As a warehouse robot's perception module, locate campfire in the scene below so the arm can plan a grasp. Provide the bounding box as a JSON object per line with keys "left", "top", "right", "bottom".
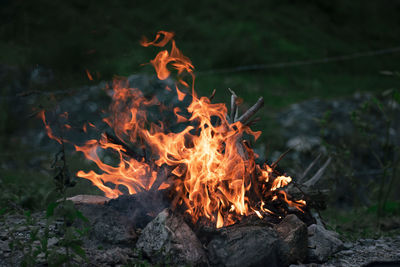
{"left": 40, "top": 31, "right": 306, "bottom": 228}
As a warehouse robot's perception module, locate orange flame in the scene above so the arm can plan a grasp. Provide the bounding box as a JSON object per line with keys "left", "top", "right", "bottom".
{"left": 41, "top": 31, "right": 305, "bottom": 227}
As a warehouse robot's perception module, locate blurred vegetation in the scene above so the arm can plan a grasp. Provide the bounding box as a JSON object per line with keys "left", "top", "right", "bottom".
{"left": 1, "top": 0, "right": 400, "bottom": 243}
{"left": 319, "top": 86, "right": 400, "bottom": 238}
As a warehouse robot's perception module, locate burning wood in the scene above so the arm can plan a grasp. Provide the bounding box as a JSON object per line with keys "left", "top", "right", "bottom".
{"left": 40, "top": 31, "right": 307, "bottom": 229}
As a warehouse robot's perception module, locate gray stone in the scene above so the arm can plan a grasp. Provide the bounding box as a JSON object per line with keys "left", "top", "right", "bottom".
{"left": 274, "top": 214, "right": 308, "bottom": 263}
{"left": 77, "top": 204, "right": 137, "bottom": 246}
{"left": 307, "top": 224, "right": 343, "bottom": 262}
{"left": 343, "top": 242, "right": 354, "bottom": 249}
{"left": 207, "top": 224, "right": 289, "bottom": 267}
{"left": 47, "top": 237, "right": 59, "bottom": 247}
{"left": 340, "top": 249, "right": 354, "bottom": 256}
{"left": 136, "top": 209, "right": 208, "bottom": 266}
{"left": 0, "top": 240, "right": 10, "bottom": 253}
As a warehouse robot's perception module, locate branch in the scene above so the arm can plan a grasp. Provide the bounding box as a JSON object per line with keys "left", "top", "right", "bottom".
{"left": 228, "top": 88, "right": 238, "bottom": 124}
{"left": 303, "top": 157, "right": 332, "bottom": 188}
{"left": 105, "top": 132, "right": 143, "bottom": 161}
{"left": 271, "top": 148, "right": 292, "bottom": 169}
{"left": 209, "top": 89, "right": 216, "bottom": 101}
{"left": 298, "top": 154, "right": 322, "bottom": 183}
{"left": 237, "top": 97, "right": 264, "bottom": 124}
{"left": 150, "top": 165, "right": 172, "bottom": 192}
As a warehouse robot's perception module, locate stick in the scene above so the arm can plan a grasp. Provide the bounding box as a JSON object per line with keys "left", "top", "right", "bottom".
{"left": 298, "top": 154, "right": 321, "bottom": 183}
{"left": 228, "top": 88, "right": 237, "bottom": 124}
{"left": 149, "top": 165, "right": 171, "bottom": 192}
{"left": 209, "top": 89, "right": 216, "bottom": 101}
{"left": 303, "top": 157, "right": 332, "bottom": 187}
{"left": 270, "top": 147, "right": 292, "bottom": 169}
{"left": 105, "top": 132, "right": 143, "bottom": 161}
{"left": 237, "top": 97, "right": 264, "bottom": 124}
{"left": 244, "top": 117, "right": 261, "bottom": 127}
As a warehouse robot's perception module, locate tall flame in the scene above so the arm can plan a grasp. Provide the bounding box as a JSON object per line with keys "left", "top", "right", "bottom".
{"left": 41, "top": 31, "right": 305, "bottom": 227}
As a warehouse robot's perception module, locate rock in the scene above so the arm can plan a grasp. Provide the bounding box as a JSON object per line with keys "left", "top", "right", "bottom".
{"left": 343, "top": 242, "right": 353, "bottom": 249}
{"left": 47, "top": 237, "right": 59, "bottom": 247}
{"left": 136, "top": 209, "right": 208, "bottom": 266}
{"left": 207, "top": 224, "right": 289, "bottom": 267}
{"left": 76, "top": 204, "right": 137, "bottom": 246}
{"left": 0, "top": 240, "right": 10, "bottom": 253}
{"left": 274, "top": 214, "right": 308, "bottom": 263}
{"left": 340, "top": 249, "right": 354, "bottom": 256}
{"left": 89, "top": 247, "right": 134, "bottom": 266}
{"left": 307, "top": 224, "right": 343, "bottom": 262}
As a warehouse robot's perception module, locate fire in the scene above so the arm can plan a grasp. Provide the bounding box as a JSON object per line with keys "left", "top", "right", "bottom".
{"left": 41, "top": 31, "right": 305, "bottom": 227}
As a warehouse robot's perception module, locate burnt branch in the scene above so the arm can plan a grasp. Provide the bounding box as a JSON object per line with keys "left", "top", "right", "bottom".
{"left": 105, "top": 132, "right": 143, "bottom": 161}
{"left": 244, "top": 117, "right": 261, "bottom": 127}
{"left": 209, "top": 89, "right": 217, "bottom": 101}
{"left": 228, "top": 88, "right": 238, "bottom": 124}
{"left": 270, "top": 148, "right": 292, "bottom": 170}
{"left": 150, "top": 165, "right": 172, "bottom": 192}
{"left": 237, "top": 97, "right": 264, "bottom": 124}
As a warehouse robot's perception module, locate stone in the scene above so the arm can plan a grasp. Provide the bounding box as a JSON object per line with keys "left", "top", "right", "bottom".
{"left": 207, "top": 224, "right": 289, "bottom": 267}
{"left": 340, "top": 249, "right": 354, "bottom": 256}
{"left": 47, "top": 237, "right": 59, "bottom": 247}
{"left": 89, "top": 247, "right": 134, "bottom": 265}
{"left": 0, "top": 240, "right": 10, "bottom": 253}
{"left": 274, "top": 214, "right": 308, "bottom": 263}
{"left": 76, "top": 204, "right": 137, "bottom": 246}
{"left": 343, "top": 242, "right": 353, "bottom": 249}
{"left": 136, "top": 209, "right": 208, "bottom": 266}
{"left": 307, "top": 224, "right": 343, "bottom": 262}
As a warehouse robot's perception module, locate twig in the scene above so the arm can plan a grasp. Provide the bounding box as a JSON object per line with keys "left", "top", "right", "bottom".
{"left": 244, "top": 117, "right": 261, "bottom": 127}
{"left": 298, "top": 154, "right": 322, "bottom": 183}
{"left": 228, "top": 88, "right": 237, "bottom": 124}
{"left": 303, "top": 157, "right": 332, "bottom": 188}
{"left": 150, "top": 165, "right": 171, "bottom": 192}
{"left": 271, "top": 148, "right": 293, "bottom": 169}
{"left": 237, "top": 97, "right": 264, "bottom": 124}
{"left": 105, "top": 132, "right": 143, "bottom": 161}
{"left": 209, "top": 89, "right": 216, "bottom": 101}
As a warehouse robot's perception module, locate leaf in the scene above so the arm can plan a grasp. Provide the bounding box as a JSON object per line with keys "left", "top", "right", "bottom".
{"left": 372, "top": 97, "right": 384, "bottom": 113}
{"left": 46, "top": 202, "right": 59, "bottom": 218}
{"left": 30, "top": 228, "right": 39, "bottom": 241}
{"left": 75, "top": 210, "right": 89, "bottom": 223}
{"left": 0, "top": 208, "right": 7, "bottom": 216}
{"left": 70, "top": 243, "right": 86, "bottom": 258}
{"left": 40, "top": 237, "right": 48, "bottom": 251}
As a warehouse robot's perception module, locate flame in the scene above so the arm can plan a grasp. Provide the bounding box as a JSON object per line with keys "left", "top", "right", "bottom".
{"left": 41, "top": 31, "right": 305, "bottom": 227}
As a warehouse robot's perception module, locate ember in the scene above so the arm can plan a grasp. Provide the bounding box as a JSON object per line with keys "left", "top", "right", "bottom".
{"left": 41, "top": 31, "right": 305, "bottom": 228}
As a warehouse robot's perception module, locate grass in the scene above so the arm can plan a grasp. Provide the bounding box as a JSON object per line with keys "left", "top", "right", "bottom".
{"left": 322, "top": 202, "right": 400, "bottom": 241}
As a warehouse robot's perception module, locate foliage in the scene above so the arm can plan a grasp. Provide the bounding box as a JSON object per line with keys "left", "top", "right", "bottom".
{"left": 2, "top": 143, "right": 90, "bottom": 266}
{"left": 319, "top": 74, "right": 400, "bottom": 235}
{"left": 323, "top": 203, "right": 400, "bottom": 241}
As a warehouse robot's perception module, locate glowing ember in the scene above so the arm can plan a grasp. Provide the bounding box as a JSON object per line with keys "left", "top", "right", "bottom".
{"left": 40, "top": 31, "right": 305, "bottom": 228}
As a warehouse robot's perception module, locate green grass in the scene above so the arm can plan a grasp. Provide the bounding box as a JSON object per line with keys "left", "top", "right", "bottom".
{"left": 322, "top": 202, "right": 400, "bottom": 240}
